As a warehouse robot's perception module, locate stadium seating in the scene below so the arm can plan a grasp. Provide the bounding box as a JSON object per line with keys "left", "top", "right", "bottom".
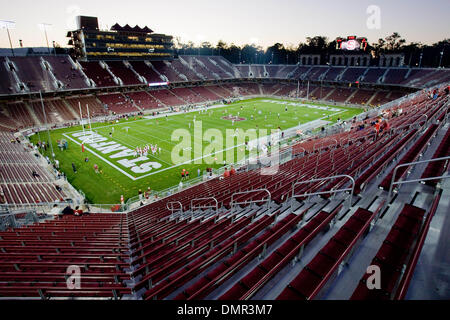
{"left": 0, "top": 57, "right": 19, "bottom": 94}
{"left": 0, "top": 214, "right": 132, "bottom": 299}
{"left": 127, "top": 91, "right": 164, "bottom": 110}
{"left": 44, "top": 56, "right": 88, "bottom": 90}
{"left": 277, "top": 207, "right": 380, "bottom": 300}
{"left": 79, "top": 61, "right": 117, "bottom": 87}
{"left": 129, "top": 61, "right": 164, "bottom": 84}
{"left": 10, "top": 57, "right": 56, "bottom": 92}
{"left": 106, "top": 61, "right": 142, "bottom": 86}
{"left": 350, "top": 204, "right": 426, "bottom": 300}
{"left": 148, "top": 89, "right": 185, "bottom": 106}
{"left": 97, "top": 93, "right": 139, "bottom": 114}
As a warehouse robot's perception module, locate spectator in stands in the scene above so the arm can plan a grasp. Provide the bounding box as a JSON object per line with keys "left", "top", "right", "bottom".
{"left": 74, "top": 206, "right": 83, "bottom": 216}
{"left": 224, "top": 169, "right": 230, "bottom": 178}
{"left": 230, "top": 166, "right": 236, "bottom": 176}
{"left": 32, "top": 170, "right": 40, "bottom": 178}
{"left": 61, "top": 205, "right": 75, "bottom": 216}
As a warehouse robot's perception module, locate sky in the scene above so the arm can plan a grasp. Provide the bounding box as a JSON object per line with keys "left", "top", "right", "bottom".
{"left": 0, "top": 0, "right": 449, "bottom": 49}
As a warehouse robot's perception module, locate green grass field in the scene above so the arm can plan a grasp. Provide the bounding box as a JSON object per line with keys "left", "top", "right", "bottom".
{"left": 29, "top": 97, "right": 363, "bottom": 204}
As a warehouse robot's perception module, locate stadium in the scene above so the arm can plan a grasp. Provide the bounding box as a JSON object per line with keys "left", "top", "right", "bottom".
{"left": 0, "top": 0, "right": 449, "bottom": 307}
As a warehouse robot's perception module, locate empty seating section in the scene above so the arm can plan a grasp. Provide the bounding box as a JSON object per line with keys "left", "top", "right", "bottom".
{"left": 362, "top": 68, "right": 385, "bottom": 83}
{"left": 383, "top": 68, "right": 409, "bottom": 84}
{"left": 0, "top": 182, "right": 66, "bottom": 204}
{"left": 169, "top": 60, "right": 201, "bottom": 81}
{"left": 206, "top": 85, "right": 234, "bottom": 98}
{"left": 170, "top": 88, "right": 206, "bottom": 104}
{"left": 151, "top": 61, "right": 184, "bottom": 82}
{"left": 251, "top": 66, "right": 266, "bottom": 78}
{"left": 305, "top": 67, "right": 329, "bottom": 81}
{"left": 148, "top": 89, "right": 185, "bottom": 106}
{"left": 80, "top": 61, "right": 116, "bottom": 87}
{"left": 4, "top": 102, "right": 36, "bottom": 128}
{"left": 48, "top": 99, "right": 77, "bottom": 122}
{"left": 196, "top": 56, "right": 231, "bottom": 79}
{"left": 65, "top": 96, "right": 107, "bottom": 118}
{"left": 0, "top": 57, "right": 18, "bottom": 94}
{"left": 98, "top": 93, "right": 139, "bottom": 114}
{"left": 341, "top": 68, "right": 366, "bottom": 82}
{"left": 127, "top": 91, "right": 163, "bottom": 110}
{"left": 370, "top": 91, "right": 393, "bottom": 106}
{"left": 180, "top": 56, "right": 217, "bottom": 80}
{"left": 289, "top": 66, "right": 311, "bottom": 79}
{"left": 326, "top": 88, "right": 354, "bottom": 103}
{"left": 276, "top": 84, "right": 298, "bottom": 97}
{"left": 222, "top": 83, "right": 259, "bottom": 96}
{"left": 189, "top": 86, "right": 222, "bottom": 101}
{"left": 0, "top": 214, "right": 132, "bottom": 299}
{"left": 175, "top": 211, "right": 304, "bottom": 300}
{"left": 141, "top": 213, "right": 275, "bottom": 300}
{"left": 348, "top": 89, "right": 377, "bottom": 105}
{"left": 0, "top": 56, "right": 449, "bottom": 90}
{"left": 44, "top": 56, "right": 87, "bottom": 89}
{"left": 261, "top": 83, "right": 284, "bottom": 95}
{"left": 277, "top": 208, "right": 376, "bottom": 300}
{"left": 220, "top": 208, "right": 341, "bottom": 300}
{"left": 106, "top": 61, "right": 141, "bottom": 85}
{"left": 350, "top": 204, "right": 425, "bottom": 300}
{"left": 235, "top": 65, "right": 250, "bottom": 78}
{"left": 129, "top": 61, "right": 163, "bottom": 83}
{"left": 379, "top": 124, "right": 440, "bottom": 190}
{"left": 214, "top": 56, "right": 238, "bottom": 76}
{"left": 0, "top": 105, "right": 21, "bottom": 129}
{"left": 10, "top": 57, "right": 55, "bottom": 92}
{"left": 29, "top": 101, "right": 60, "bottom": 125}
{"left": 323, "top": 67, "right": 345, "bottom": 81}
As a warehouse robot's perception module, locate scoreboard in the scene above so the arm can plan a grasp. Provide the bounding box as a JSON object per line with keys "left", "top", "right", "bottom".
{"left": 69, "top": 16, "right": 175, "bottom": 61}
{"left": 336, "top": 36, "right": 368, "bottom": 51}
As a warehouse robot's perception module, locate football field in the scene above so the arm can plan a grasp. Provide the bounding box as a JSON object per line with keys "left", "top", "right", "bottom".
{"left": 30, "top": 97, "right": 364, "bottom": 204}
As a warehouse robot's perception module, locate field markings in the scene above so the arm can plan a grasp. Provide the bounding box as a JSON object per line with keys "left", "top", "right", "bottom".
{"left": 62, "top": 133, "right": 138, "bottom": 181}
{"left": 61, "top": 99, "right": 353, "bottom": 182}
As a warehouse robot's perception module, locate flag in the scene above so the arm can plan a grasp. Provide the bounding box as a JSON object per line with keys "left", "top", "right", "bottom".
{"left": 81, "top": 143, "right": 85, "bottom": 153}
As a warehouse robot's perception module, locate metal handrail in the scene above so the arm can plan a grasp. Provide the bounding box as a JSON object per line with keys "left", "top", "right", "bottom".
{"left": 230, "top": 189, "right": 271, "bottom": 210}
{"left": 384, "top": 156, "right": 450, "bottom": 213}
{"left": 166, "top": 201, "right": 183, "bottom": 216}
{"left": 190, "top": 197, "right": 219, "bottom": 215}
{"left": 291, "top": 175, "right": 355, "bottom": 212}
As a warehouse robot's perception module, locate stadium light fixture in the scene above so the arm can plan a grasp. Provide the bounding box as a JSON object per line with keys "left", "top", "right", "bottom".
{"left": 38, "top": 23, "right": 53, "bottom": 54}
{"left": 0, "top": 20, "right": 16, "bottom": 57}
{"left": 439, "top": 50, "right": 444, "bottom": 68}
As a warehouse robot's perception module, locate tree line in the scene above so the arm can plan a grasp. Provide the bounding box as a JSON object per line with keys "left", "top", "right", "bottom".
{"left": 174, "top": 33, "right": 449, "bottom": 68}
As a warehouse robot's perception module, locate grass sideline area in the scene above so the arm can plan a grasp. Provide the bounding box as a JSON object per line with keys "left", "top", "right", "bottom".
{"left": 29, "top": 97, "right": 364, "bottom": 204}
